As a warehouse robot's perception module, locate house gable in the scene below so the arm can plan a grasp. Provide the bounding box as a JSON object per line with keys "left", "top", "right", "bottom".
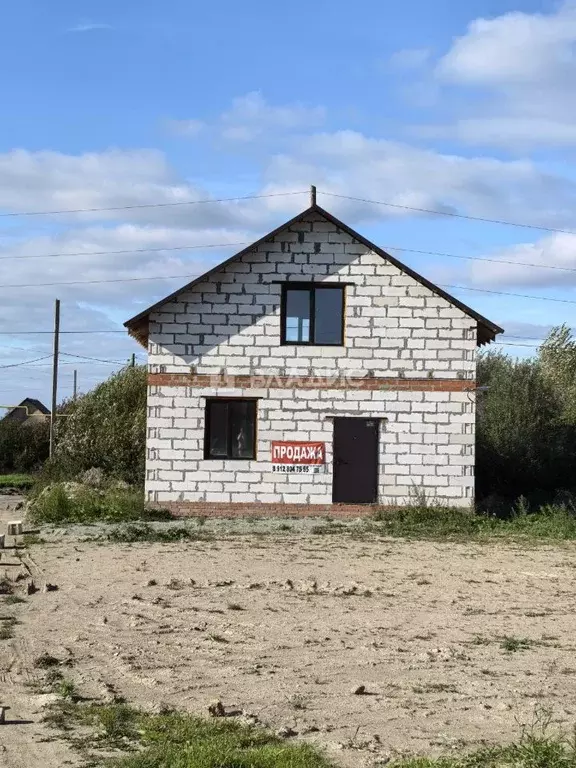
{"left": 136, "top": 207, "right": 502, "bottom": 382}
{"left": 125, "top": 204, "right": 502, "bottom": 348}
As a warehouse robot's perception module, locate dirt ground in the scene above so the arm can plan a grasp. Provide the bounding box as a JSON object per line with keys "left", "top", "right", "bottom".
{"left": 3, "top": 504, "right": 576, "bottom": 766}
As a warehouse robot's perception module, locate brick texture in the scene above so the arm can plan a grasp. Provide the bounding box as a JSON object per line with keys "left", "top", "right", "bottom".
{"left": 149, "top": 373, "right": 474, "bottom": 392}
{"left": 145, "top": 209, "right": 478, "bottom": 509}
{"left": 152, "top": 501, "right": 378, "bottom": 518}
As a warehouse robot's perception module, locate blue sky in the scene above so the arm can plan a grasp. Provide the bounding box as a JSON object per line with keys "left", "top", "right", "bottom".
{"left": 0, "top": 0, "right": 575, "bottom": 405}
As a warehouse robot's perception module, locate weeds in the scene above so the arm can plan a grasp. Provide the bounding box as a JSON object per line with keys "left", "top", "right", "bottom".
{"left": 501, "top": 636, "right": 534, "bottom": 652}
{"left": 106, "top": 523, "right": 212, "bottom": 543}
{"left": 370, "top": 502, "right": 576, "bottom": 542}
{"left": 3, "top": 595, "right": 25, "bottom": 605}
{"left": 56, "top": 678, "right": 79, "bottom": 700}
{"left": 0, "top": 623, "right": 15, "bottom": 639}
{"left": 208, "top": 633, "right": 229, "bottom": 643}
{"left": 33, "top": 653, "right": 62, "bottom": 668}
{"left": 27, "top": 483, "right": 172, "bottom": 526}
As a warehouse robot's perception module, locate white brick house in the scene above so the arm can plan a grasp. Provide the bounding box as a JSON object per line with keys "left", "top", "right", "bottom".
{"left": 125, "top": 199, "right": 502, "bottom": 516}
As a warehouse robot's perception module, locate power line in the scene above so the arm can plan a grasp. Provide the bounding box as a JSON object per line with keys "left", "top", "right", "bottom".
{"left": 0, "top": 241, "right": 247, "bottom": 262}
{"left": 0, "top": 329, "right": 126, "bottom": 336}
{"left": 0, "top": 191, "right": 307, "bottom": 219}
{"left": 387, "top": 246, "right": 576, "bottom": 275}
{"left": 442, "top": 284, "right": 576, "bottom": 305}
{"left": 0, "top": 330, "right": 126, "bottom": 335}
{"left": 0, "top": 355, "right": 52, "bottom": 369}
{"left": 322, "top": 191, "right": 576, "bottom": 236}
{"left": 60, "top": 351, "right": 134, "bottom": 364}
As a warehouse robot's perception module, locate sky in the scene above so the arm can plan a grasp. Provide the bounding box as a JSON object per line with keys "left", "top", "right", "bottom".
{"left": 1, "top": 0, "right": 575, "bottom": 406}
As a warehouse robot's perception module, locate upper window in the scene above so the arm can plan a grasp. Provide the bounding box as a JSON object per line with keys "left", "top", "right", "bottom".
{"left": 281, "top": 284, "right": 345, "bottom": 346}
{"left": 204, "top": 399, "right": 257, "bottom": 460}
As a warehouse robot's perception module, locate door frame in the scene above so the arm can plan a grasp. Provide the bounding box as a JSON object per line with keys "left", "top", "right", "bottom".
{"left": 331, "top": 416, "right": 382, "bottom": 504}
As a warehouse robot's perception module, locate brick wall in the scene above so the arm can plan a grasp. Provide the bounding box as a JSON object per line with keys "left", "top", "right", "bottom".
{"left": 146, "top": 385, "right": 475, "bottom": 507}
{"left": 145, "top": 210, "right": 477, "bottom": 510}
{"left": 148, "top": 211, "right": 477, "bottom": 380}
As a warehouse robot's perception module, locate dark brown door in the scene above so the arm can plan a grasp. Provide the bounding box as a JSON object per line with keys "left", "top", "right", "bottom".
{"left": 332, "top": 418, "right": 379, "bottom": 503}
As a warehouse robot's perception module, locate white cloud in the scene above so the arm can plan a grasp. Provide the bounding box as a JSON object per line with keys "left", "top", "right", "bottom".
{"left": 0, "top": 148, "right": 292, "bottom": 231}
{"left": 67, "top": 22, "right": 112, "bottom": 33}
{"left": 169, "top": 92, "right": 325, "bottom": 144}
{"left": 264, "top": 130, "right": 576, "bottom": 232}
{"left": 465, "top": 232, "right": 576, "bottom": 289}
{"left": 414, "top": 118, "right": 576, "bottom": 148}
{"left": 438, "top": 4, "right": 576, "bottom": 86}
{"left": 221, "top": 92, "right": 325, "bottom": 142}
{"left": 424, "top": 2, "right": 576, "bottom": 148}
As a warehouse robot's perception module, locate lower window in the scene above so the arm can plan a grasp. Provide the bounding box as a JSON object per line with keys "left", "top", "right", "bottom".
{"left": 204, "top": 399, "right": 257, "bottom": 459}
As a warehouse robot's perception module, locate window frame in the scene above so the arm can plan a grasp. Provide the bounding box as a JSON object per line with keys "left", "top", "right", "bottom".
{"left": 280, "top": 283, "right": 346, "bottom": 346}
{"left": 203, "top": 398, "right": 258, "bottom": 461}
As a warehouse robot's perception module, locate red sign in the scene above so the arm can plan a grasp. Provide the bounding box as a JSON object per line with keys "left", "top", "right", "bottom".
{"left": 271, "top": 441, "right": 326, "bottom": 465}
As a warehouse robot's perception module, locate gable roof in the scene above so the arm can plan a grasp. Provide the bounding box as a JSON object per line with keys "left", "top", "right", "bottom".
{"left": 3, "top": 398, "right": 50, "bottom": 421}
{"left": 125, "top": 203, "right": 503, "bottom": 347}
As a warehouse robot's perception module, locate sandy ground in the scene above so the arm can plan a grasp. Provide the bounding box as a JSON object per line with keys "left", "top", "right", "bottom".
{"left": 2, "top": 505, "right": 576, "bottom": 766}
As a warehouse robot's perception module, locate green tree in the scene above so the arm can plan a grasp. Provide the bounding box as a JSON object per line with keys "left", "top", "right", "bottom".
{"left": 539, "top": 323, "right": 576, "bottom": 423}
{"left": 52, "top": 365, "right": 147, "bottom": 485}
{"left": 0, "top": 419, "right": 49, "bottom": 473}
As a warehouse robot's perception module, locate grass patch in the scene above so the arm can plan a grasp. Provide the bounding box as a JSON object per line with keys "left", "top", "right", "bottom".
{"left": 370, "top": 502, "right": 576, "bottom": 541}
{"left": 390, "top": 735, "right": 576, "bottom": 766}
{"left": 3, "top": 595, "right": 25, "bottom": 605}
{"left": 0, "top": 473, "right": 35, "bottom": 489}
{"left": 41, "top": 696, "right": 576, "bottom": 768}
{"left": 44, "top": 701, "right": 335, "bottom": 767}
{"left": 106, "top": 523, "right": 212, "bottom": 544}
{"left": 27, "top": 483, "right": 172, "bottom": 526}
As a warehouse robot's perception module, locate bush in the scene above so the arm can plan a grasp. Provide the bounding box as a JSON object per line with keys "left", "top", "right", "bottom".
{"left": 27, "top": 483, "right": 164, "bottom": 525}
{"left": 0, "top": 419, "right": 49, "bottom": 474}
{"left": 50, "top": 365, "right": 146, "bottom": 486}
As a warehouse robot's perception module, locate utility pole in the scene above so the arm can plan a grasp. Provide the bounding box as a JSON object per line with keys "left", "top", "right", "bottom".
{"left": 73, "top": 369, "right": 78, "bottom": 400}
{"left": 49, "top": 299, "right": 60, "bottom": 458}
{"left": 130, "top": 353, "right": 135, "bottom": 367}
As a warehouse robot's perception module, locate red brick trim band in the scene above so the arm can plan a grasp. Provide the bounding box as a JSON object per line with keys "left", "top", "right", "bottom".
{"left": 148, "top": 373, "right": 474, "bottom": 392}
{"left": 151, "top": 501, "right": 378, "bottom": 519}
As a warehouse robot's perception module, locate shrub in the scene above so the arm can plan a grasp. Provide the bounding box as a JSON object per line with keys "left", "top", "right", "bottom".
{"left": 50, "top": 365, "right": 146, "bottom": 486}
{"left": 26, "top": 483, "right": 162, "bottom": 525}
{"left": 0, "top": 419, "right": 49, "bottom": 474}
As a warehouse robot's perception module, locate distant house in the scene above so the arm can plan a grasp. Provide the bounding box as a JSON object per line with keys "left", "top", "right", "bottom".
{"left": 2, "top": 398, "right": 50, "bottom": 424}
